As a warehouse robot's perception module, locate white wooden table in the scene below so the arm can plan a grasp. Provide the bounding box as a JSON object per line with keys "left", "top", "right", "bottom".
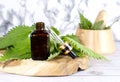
{"left": 0, "top": 41, "right": 120, "bottom": 82}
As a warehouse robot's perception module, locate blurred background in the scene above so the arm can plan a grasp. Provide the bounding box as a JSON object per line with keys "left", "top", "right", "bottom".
{"left": 0, "top": 0, "right": 120, "bottom": 40}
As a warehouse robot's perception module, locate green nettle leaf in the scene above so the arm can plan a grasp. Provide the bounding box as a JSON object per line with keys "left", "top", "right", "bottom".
{"left": 62, "top": 35, "right": 106, "bottom": 60}
{"left": 50, "top": 26, "right": 60, "bottom": 35}
{"left": 0, "top": 37, "right": 31, "bottom": 61}
{"left": 50, "top": 39, "right": 55, "bottom": 53}
{"left": 79, "top": 13, "right": 92, "bottom": 29}
{"left": 0, "top": 25, "right": 34, "bottom": 61}
{"left": 91, "top": 20, "right": 104, "bottom": 30}
{"left": 0, "top": 25, "right": 34, "bottom": 49}
{"left": 47, "top": 51, "right": 60, "bottom": 60}
{"left": 64, "top": 34, "right": 80, "bottom": 43}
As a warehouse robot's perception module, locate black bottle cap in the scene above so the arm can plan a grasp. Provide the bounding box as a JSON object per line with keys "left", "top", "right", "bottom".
{"left": 36, "top": 22, "right": 45, "bottom": 30}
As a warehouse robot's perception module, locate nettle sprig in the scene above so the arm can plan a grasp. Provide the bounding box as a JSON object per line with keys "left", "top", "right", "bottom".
{"left": 0, "top": 25, "right": 106, "bottom": 62}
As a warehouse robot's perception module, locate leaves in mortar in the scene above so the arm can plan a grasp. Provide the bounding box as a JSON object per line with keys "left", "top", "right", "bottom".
{"left": 79, "top": 13, "right": 92, "bottom": 29}
{"left": 79, "top": 13, "right": 111, "bottom": 30}
{"left": 91, "top": 20, "right": 104, "bottom": 30}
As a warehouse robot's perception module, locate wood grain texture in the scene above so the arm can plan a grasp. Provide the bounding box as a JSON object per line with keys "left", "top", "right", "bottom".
{"left": 0, "top": 54, "right": 89, "bottom": 76}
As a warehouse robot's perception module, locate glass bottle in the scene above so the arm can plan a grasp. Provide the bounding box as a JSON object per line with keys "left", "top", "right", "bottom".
{"left": 30, "top": 22, "right": 50, "bottom": 60}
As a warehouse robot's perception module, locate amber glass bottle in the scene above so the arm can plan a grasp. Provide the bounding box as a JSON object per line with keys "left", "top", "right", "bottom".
{"left": 30, "top": 22, "right": 50, "bottom": 60}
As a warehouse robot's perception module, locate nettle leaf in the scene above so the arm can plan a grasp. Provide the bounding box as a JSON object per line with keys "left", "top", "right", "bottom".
{"left": 91, "top": 20, "right": 104, "bottom": 30}
{"left": 64, "top": 34, "right": 80, "bottom": 43}
{"left": 62, "top": 35, "right": 106, "bottom": 60}
{"left": 0, "top": 25, "right": 34, "bottom": 49}
{"left": 0, "top": 37, "right": 31, "bottom": 61}
{"left": 50, "top": 26, "right": 60, "bottom": 35}
{"left": 47, "top": 51, "right": 60, "bottom": 60}
{"left": 79, "top": 13, "right": 92, "bottom": 29}
{"left": 50, "top": 39, "right": 55, "bottom": 53}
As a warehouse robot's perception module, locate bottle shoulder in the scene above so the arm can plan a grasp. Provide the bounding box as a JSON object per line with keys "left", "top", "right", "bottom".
{"left": 31, "top": 30, "right": 49, "bottom": 34}
{"left": 31, "top": 30, "right": 49, "bottom": 37}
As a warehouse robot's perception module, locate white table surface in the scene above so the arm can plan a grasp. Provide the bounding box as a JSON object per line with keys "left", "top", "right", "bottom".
{"left": 0, "top": 41, "right": 120, "bottom": 82}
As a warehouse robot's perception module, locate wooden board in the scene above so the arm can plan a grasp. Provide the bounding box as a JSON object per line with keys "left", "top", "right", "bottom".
{"left": 0, "top": 51, "right": 89, "bottom": 76}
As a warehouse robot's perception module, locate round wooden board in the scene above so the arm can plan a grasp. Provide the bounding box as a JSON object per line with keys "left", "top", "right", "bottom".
{"left": 0, "top": 51, "right": 89, "bottom": 76}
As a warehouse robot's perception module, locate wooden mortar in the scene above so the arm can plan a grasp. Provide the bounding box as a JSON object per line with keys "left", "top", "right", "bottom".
{"left": 76, "top": 28, "right": 115, "bottom": 55}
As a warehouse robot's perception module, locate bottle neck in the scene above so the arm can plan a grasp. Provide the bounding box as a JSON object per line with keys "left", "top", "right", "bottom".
{"left": 36, "top": 22, "right": 45, "bottom": 30}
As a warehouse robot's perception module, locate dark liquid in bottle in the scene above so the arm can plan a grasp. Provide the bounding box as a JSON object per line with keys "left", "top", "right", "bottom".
{"left": 30, "top": 22, "right": 50, "bottom": 60}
